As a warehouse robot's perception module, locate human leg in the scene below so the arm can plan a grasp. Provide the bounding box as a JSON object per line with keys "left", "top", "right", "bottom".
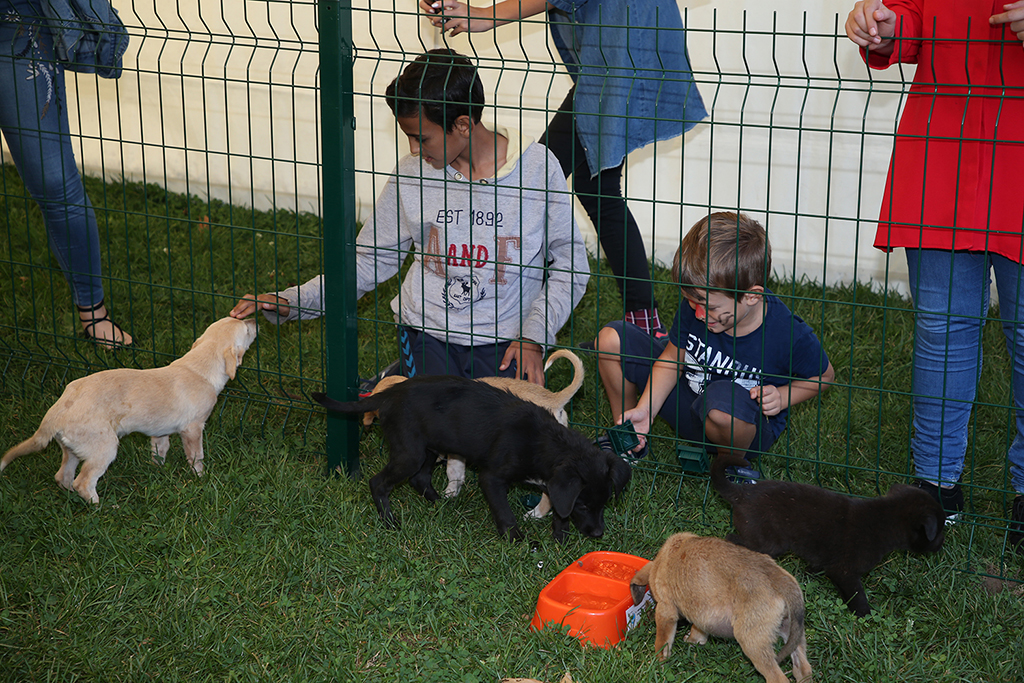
{"left": 540, "top": 90, "right": 660, "bottom": 331}
{"left": 400, "top": 326, "right": 516, "bottom": 380}
{"left": 0, "top": 12, "right": 130, "bottom": 346}
{"left": 904, "top": 249, "right": 990, "bottom": 503}
{"left": 597, "top": 321, "right": 637, "bottom": 419}
{"left": 992, "top": 254, "right": 1024, "bottom": 497}
{"left": 597, "top": 320, "right": 669, "bottom": 421}
{"left": 696, "top": 380, "right": 775, "bottom": 460}
{"left": 990, "top": 255, "right": 1024, "bottom": 549}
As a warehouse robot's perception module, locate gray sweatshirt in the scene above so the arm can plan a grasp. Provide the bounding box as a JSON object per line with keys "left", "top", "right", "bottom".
{"left": 263, "top": 127, "right": 590, "bottom": 348}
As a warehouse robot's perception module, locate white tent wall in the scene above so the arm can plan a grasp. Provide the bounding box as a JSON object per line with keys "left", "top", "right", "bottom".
{"left": 3, "top": 0, "right": 913, "bottom": 290}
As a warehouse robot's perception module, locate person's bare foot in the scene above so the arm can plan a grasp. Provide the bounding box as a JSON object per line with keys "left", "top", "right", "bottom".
{"left": 78, "top": 301, "right": 133, "bottom": 349}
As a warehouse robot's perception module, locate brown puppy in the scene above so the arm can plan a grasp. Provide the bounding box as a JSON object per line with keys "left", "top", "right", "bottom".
{"left": 630, "top": 532, "right": 812, "bottom": 683}
{"left": 2, "top": 317, "right": 258, "bottom": 504}
{"left": 711, "top": 453, "right": 946, "bottom": 616}
{"left": 360, "top": 349, "right": 585, "bottom": 511}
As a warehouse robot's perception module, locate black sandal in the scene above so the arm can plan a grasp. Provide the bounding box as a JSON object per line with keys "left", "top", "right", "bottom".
{"left": 78, "top": 300, "right": 133, "bottom": 350}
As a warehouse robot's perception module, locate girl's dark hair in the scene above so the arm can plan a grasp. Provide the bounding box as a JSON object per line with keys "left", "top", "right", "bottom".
{"left": 385, "top": 49, "right": 484, "bottom": 132}
{"left": 672, "top": 211, "right": 772, "bottom": 296}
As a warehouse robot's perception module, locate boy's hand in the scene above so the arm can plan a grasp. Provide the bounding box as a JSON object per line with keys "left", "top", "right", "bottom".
{"left": 500, "top": 339, "right": 544, "bottom": 385}
{"left": 992, "top": 1, "right": 1024, "bottom": 45}
{"left": 845, "top": 0, "right": 896, "bottom": 49}
{"left": 618, "top": 408, "right": 651, "bottom": 453}
{"left": 750, "top": 385, "right": 783, "bottom": 416}
{"left": 420, "top": 0, "right": 497, "bottom": 36}
{"left": 230, "top": 293, "right": 290, "bottom": 319}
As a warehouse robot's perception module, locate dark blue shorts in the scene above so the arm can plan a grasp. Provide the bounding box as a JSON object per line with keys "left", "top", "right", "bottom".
{"left": 397, "top": 325, "right": 518, "bottom": 380}
{"left": 608, "top": 320, "right": 778, "bottom": 457}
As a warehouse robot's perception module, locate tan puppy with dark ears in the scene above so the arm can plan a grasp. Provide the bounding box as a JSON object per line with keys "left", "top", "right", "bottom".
{"left": 1, "top": 317, "right": 258, "bottom": 504}
{"left": 360, "top": 349, "right": 585, "bottom": 510}
{"left": 630, "top": 532, "right": 812, "bottom": 683}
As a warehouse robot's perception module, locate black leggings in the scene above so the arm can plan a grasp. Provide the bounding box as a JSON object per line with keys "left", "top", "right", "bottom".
{"left": 539, "top": 88, "right": 657, "bottom": 313}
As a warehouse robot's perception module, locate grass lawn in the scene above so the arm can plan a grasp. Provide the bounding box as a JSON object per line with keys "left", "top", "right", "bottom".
{"left": 1, "top": 168, "right": 1022, "bottom": 681}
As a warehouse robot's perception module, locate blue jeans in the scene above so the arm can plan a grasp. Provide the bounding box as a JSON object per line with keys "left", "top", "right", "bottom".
{"left": 0, "top": 0, "right": 105, "bottom": 308}
{"left": 906, "top": 249, "right": 1024, "bottom": 494}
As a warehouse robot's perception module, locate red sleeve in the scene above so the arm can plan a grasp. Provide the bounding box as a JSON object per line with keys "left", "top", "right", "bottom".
{"left": 862, "top": 0, "right": 925, "bottom": 69}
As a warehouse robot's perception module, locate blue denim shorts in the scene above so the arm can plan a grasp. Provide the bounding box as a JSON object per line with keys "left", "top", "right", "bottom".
{"left": 610, "top": 320, "right": 778, "bottom": 457}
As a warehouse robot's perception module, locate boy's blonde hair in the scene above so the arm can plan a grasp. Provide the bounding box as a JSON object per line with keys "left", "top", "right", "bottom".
{"left": 672, "top": 211, "right": 771, "bottom": 297}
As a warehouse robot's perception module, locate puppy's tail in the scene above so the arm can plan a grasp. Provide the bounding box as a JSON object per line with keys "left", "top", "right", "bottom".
{"left": 1, "top": 425, "right": 56, "bottom": 472}
{"left": 545, "top": 349, "right": 585, "bottom": 408}
{"left": 709, "top": 450, "right": 749, "bottom": 503}
{"left": 312, "top": 391, "right": 385, "bottom": 415}
{"left": 775, "top": 581, "right": 807, "bottom": 665}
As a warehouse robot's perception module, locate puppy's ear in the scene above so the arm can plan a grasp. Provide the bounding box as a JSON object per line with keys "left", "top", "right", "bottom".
{"left": 608, "top": 455, "right": 632, "bottom": 497}
{"left": 922, "top": 513, "right": 940, "bottom": 543}
{"left": 630, "top": 562, "right": 653, "bottom": 605}
{"left": 547, "top": 465, "right": 584, "bottom": 519}
{"left": 223, "top": 347, "right": 238, "bottom": 380}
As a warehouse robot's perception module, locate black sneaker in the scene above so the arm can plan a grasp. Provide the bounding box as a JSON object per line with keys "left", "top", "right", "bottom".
{"left": 725, "top": 465, "right": 761, "bottom": 485}
{"left": 914, "top": 479, "right": 964, "bottom": 525}
{"left": 595, "top": 434, "right": 648, "bottom": 462}
{"left": 358, "top": 359, "right": 401, "bottom": 396}
{"left": 1009, "top": 495, "right": 1024, "bottom": 553}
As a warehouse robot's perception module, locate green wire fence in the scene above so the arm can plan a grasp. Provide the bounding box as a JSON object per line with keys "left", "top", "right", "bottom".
{"left": 1, "top": 2, "right": 1021, "bottom": 580}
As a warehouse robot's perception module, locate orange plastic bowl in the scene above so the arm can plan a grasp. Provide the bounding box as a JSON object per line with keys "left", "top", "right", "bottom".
{"left": 530, "top": 551, "right": 652, "bottom": 648}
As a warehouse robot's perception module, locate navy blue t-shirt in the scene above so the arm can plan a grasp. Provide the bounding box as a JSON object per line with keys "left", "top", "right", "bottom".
{"left": 668, "top": 290, "right": 830, "bottom": 436}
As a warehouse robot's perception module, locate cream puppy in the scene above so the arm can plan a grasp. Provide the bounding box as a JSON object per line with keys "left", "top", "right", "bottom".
{"left": 2, "top": 317, "right": 258, "bottom": 504}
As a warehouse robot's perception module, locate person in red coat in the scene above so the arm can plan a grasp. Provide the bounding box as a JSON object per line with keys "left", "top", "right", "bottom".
{"left": 847, "top": 0, "right": 1024, "bottom": 549}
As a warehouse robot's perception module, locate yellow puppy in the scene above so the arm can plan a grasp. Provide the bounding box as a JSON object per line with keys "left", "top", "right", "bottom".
{"left": 630, "top": 532, "right": 812, "bottom": 683}
{"left": 2, "top": 317, "right": 258, "bottom": 504}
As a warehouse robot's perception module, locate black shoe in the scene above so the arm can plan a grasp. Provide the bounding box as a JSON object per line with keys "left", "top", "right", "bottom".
{"left": 595, "top": 434, "right": 648, "bottom": 462}
{"left": 358, "top": 359, "right": 401, "bottom": 396}
{"left": 914, "top": 479, "right": 964, "bottom": 525}
{"left": 1009, "top": 495, "right": 1024, "bottom": 552}
{"left": 725, "top": 465, "right": 761, "bottom": 485}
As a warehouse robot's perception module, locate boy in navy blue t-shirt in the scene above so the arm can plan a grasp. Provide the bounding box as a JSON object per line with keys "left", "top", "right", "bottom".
{"left": 596, "top": 211, "right": 834, "bottom": 462}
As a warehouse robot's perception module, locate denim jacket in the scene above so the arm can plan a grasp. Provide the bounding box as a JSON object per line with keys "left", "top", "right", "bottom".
{"left": 38, "top": 0, "right": 129, "bottom": 78}
{"left": 547, "top": 0, "right": 707, "bottom": 176}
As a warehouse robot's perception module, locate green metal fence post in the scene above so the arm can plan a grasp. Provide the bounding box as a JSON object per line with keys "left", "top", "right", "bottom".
{"left": 319, "top": 0, "right": 360, "bottom": 477}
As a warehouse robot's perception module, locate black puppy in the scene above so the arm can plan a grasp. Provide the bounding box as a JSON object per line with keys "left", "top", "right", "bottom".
{"left": 711, "top": 452, "right": 945, "bottom": 616}
{"left": 312, "top": 375, "right": 631, "bottom": 542}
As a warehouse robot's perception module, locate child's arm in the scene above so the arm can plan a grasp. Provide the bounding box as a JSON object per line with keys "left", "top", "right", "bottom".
{"left": 230, "top": 293, "right": 290, "bottom": 320}
{"left": 519, "top": 155, "right": 590, "bottom": 351}
{"left": 355, "top": 173, "right": 415, "bottom": 299}
{"left": 230, "top": 275, "right": 324, "bottom": 324}
{"left": 620, "top": 340, "right": 685, "bottom": 447}
{"left": 421, "top": 0, "right": 551, "bottom": 37}
{"left": 752, "top": 361, "right": 836, "bottom": 416}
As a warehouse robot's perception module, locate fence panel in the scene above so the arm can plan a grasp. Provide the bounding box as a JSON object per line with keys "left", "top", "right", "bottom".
{"left": 1, "top": 1, "right": 1021, "bottom": 579}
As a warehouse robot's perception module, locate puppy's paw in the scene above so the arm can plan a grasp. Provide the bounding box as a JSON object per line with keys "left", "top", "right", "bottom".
{"left": 523, "top": 505, "right": 547, "bottom": 520}
{"left": 442, "top": 481, "right": 464, "bottom": 498}
{"left": 683, "top": 626, "right": 708, "bottom": 645}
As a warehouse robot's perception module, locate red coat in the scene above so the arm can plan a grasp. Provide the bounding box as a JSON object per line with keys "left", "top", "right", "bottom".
{"left": 867, "top": 0, "right": 1024, "bottom": 262}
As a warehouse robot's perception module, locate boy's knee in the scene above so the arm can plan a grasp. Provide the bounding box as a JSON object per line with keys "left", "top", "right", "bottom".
{"left": 596, "top": 324, "right": 623, "bottom": 355}
{"left": 705, "top": 408, "right": 754, "bottom": 432}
